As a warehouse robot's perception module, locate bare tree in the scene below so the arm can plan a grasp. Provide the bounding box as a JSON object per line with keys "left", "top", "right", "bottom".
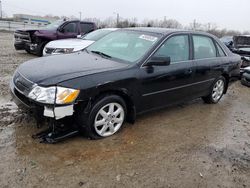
{"left": 160, "top": 18, "right": 182, "bottom": 28}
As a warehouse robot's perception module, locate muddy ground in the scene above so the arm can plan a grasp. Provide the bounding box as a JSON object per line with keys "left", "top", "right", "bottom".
{"left": 0, "top": 31, "right": 249, "bottom": 188}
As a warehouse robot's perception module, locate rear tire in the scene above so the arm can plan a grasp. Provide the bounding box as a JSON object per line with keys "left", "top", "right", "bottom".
{"left": 202, "top": 76, "right": 226, "bottom": 104}
{"left": 77, "top": 95, "right": 127, "bottom": 139}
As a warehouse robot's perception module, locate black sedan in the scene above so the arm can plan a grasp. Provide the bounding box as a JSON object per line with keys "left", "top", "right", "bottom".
{"left": 10, "top": 28, "right": 241, "bottom": 139}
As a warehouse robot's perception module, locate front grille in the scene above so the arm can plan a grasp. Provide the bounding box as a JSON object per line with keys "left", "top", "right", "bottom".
{"left": 14, "top": 31, "right": 31, "bottom": 43}
{"left": 45, "top": 48, "right": 55, "bottom": 54}
{"left": 13, "top": 71, "right": 34, "bottom": 96}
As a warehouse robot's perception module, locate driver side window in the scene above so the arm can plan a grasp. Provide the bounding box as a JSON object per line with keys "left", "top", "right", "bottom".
{"left": 62, "top": 23, "right": 77, "bottom": 33}
{"left": 154, "top": 35, "right": 190, "bottom": 64}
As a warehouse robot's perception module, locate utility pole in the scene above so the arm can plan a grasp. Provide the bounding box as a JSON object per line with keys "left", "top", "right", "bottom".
{"left": 193, "top": 19, "right": 196, "bottom": 30}
{"left": 113, "top": 12, "right": 119, "bottom": 27}
{"left": 0, "top": 0, "right": 2, "bottom": 19}
{"left": 79, "top": 11, "right": 82, "bottom": 21}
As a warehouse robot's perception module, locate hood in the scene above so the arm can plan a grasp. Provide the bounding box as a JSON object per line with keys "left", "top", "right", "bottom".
{"left": 15, "top": 28, "right": 39, "bottom": 33}
{"left": 17, "top": 51, "right": 129, "bottom": 86}
{"left": 34, "top": 29, "right": 56, "bottom": 35}
{"left": 45, "top": 39, "right": 94, "bottom": 51}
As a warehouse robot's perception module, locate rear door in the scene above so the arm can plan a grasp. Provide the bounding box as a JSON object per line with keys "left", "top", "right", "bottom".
{"left": 138, "top": 34, "right": 196, "bottom": 111}
{"left": 80, "top": 22, "right": 95, "bottom": 35}
{"left": 190, "top": 34, "right": 226, "bottom": 97}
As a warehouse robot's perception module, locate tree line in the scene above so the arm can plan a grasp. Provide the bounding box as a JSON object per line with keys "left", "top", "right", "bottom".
{"left": 83, "top": 17, "right": 249, "bottom": 38}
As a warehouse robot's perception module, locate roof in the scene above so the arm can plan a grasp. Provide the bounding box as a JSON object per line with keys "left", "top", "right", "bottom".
{"left": 124, "top": 27, "right": 188, "bottom": 35}
{"left": 123, "top": 27, "right": 216, "bottom": 38}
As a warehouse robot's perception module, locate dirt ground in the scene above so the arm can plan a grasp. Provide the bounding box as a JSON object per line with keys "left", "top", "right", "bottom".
{"left": 0, "top": 31, "right": 249, "bottom": 188}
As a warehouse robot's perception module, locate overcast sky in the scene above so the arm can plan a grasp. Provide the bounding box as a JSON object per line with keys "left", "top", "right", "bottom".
{"left": 2, "top": 0, "right": 250, "bottom": 31}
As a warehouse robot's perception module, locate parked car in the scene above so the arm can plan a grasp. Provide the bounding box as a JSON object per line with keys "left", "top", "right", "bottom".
{"left": 220, "top": 36, "right": 233, "bottom": 50}
{"left": 232, "top": 35, "right": 250, "bottom": 68}
{"left": 43, "top": 28, "right": 118, "bottom": 56}
{"left": 241, "top": 67, "right": 250, "bottom": 87}
{"left": 10, "top": 28, "right": 241, "bottom": 140}
{"left": 14, "top": 20, "right": 97, "bottom": 56}
{"left": 221, "top": 35, "right": 250, "bottom": 68}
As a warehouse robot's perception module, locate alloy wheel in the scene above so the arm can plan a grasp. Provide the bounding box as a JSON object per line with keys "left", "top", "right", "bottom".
{"left": 94, "top": 102, "right": 125, "bottom": 137}
{"left": 212, "top": 79, "right": 224, "bottom": 102}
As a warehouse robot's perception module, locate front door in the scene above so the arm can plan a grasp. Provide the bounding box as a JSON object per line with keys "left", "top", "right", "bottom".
{"left": 57, "top": 22, "right": 78, "bottom": 39}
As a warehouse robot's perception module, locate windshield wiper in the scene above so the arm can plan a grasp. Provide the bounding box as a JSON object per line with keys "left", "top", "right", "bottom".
{"left": 90, "top": 50, "right": 112, "bottom": 59}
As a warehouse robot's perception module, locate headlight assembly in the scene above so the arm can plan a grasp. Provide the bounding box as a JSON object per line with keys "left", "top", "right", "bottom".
{"left": 28, "top": 86, "right": 80, "bottom": 104}
{"left": 53, "top": 48, "right": 74, "bottom": 54}
{"left": 56, "top": 87, "right": 80, "bottom": 104}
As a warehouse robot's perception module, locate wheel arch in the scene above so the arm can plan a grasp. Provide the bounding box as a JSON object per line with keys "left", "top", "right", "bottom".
{"left": 90, "top": 89, "right": 136, "bottom": 124}
{"left": 221, "top": 73, "right": 229, "bottom": 94}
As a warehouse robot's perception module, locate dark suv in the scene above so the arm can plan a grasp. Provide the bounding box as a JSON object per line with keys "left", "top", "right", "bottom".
{"left": 14, "top": 20, "right": 97, "bottom": 56}
{"left": 10, "top": 28, "right": 241, "bottom": 140}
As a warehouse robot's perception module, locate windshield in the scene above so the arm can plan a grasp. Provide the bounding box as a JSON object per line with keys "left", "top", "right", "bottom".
{"left": 45, "top": 20, "right": 64, "bottom": 30}
{"left": 87, "top": 31, "right": 160, "bottom": 63}
{"left": 83, "top": 29, "right": 115, "bottom": 41}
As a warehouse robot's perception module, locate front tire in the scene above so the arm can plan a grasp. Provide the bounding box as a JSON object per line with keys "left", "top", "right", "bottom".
{"left": 202, "top": 76, "right": 226, "bottom": 104}
{"left": 36, "top": 42, "right": 47, "bottom": 57}
{"left": 77, "top": 95, "right": 127, "bottom": 139}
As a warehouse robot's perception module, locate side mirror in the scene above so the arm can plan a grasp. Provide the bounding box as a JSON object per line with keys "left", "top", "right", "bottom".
{"left": 77, "top": 35, "right": 82, "bottom": 38}
{"left": 146, "top": 56, "right": 171, "bottom": 66}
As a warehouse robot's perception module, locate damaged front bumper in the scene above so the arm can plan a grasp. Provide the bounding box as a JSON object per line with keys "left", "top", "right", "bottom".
{"left": 43, "top": 105, "right": 74, "bottom": 120}
{"left": 10, "top": 80, "right": 75, "bottom": 120}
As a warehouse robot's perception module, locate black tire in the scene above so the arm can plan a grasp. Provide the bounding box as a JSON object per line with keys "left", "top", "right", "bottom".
{"left": 36, "top": 42, "right": 47, "bottom": 57}
{"left": 202, "top": 76, "right": 226, "bottom": 104}
{"left": 77, "top": 95, "right": 127, "bottom": 139}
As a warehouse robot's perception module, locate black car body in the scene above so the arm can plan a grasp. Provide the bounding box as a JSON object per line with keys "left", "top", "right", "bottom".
{"left": 10, "top": 28, "right": 241, "bottom": 139}
{"left": 14, "top": 20, "right": 97, "bottom": 56}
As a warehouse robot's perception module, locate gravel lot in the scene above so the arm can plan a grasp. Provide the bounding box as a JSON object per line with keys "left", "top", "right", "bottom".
{"left": 0, "top": 31, "right": 250, "bottom": 188}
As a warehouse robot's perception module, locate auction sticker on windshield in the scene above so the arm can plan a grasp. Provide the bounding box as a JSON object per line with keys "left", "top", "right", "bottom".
{"left": 139, "top": 35, "right": 158, "bottom": 42}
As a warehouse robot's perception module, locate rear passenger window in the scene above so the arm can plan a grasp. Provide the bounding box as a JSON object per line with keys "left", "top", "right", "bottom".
{"left": 216, "top": 42, "right": 226, "bottom": 57}
{"left": 193, "top": 35, "right": 216, "bottom": 59}
{"left": 154, "top": 35, "right": 189, "bottom": 64}
{"left": 80, "top": 23, "right": 94, "bottom": 34}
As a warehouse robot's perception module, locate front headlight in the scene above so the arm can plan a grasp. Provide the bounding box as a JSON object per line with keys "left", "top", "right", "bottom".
{"left": 28, "top": 86, "right": 80, "bottom": 104}
{"left": 53, "top": 48, "right": 74, "bottom": 54}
